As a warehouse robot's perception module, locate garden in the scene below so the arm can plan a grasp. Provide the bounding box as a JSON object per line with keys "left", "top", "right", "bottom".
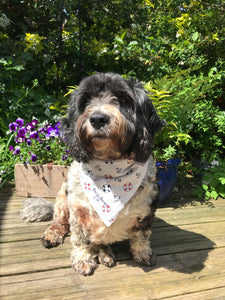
{"left": 1, "top": 0, "right": 225, "bottom": 201}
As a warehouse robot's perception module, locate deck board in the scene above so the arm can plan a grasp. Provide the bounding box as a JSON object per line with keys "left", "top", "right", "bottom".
{"left": 0, "top": 186, "right": 225, "bottom": 299}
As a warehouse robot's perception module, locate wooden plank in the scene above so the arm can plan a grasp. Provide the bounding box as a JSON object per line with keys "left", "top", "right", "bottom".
{"left": 1, "top": 191, "right": 225, "bottom": 299}
{"left": 1, "top": 249, "right": 225, "bottom": 299}
{"left": 168, "top": 287, "right": 225, "bottom": 300}
{"left": 2, "top": 207, "right": 225, "bottom": 237}
{"left": 0, "top": 242, "right": 72, "bottom": 267}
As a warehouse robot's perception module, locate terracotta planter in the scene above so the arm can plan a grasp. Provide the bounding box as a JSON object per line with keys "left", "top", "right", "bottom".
{"left": 15, "top": 163, "right": 69, "bottom": 198}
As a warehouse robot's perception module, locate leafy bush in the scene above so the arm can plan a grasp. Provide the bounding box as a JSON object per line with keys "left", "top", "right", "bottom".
{"left": 187, "top": 100, "right": 225, "bottom": 161}
{"left": 194, "top": 160, "right": 225, "bottom": 200}
{"left": 0, "top": 58, "right": 61, "bottom": 136}
{"left": 145, "top": 67, "right": 225, "bottom": 161}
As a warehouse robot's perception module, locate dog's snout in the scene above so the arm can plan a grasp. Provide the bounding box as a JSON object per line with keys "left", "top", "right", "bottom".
{"left": 90, "top": 113, "right": 110, "bottom": 129}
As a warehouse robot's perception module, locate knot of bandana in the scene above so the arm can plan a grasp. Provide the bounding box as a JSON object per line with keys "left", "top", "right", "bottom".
{"left": 79, "top": 157, "right": 149, "bottom": 226}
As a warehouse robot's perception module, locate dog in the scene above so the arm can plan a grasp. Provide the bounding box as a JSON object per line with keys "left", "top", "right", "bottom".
{"left": 20, "top": 73, "right": 165, "bottom": 276}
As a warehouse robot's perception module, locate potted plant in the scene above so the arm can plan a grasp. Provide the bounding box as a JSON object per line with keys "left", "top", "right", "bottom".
{"left": 7, "top": 118, "right": 72, "bottom": 197}
{"left": 156, "top": 158, "right": 181, "bottom": 203}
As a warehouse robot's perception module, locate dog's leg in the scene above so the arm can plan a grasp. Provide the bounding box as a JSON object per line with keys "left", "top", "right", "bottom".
{"left": 129, "top": 201, "right": 157, "bottom": 266}
{"left": 97, "top": 244, "right": 116, "bottom": 267}
{"left": 41, "top": 182, "right": 70, "bottom": 248}
{"left": 69, "top": 206, "right": 98, "bottom": 276}
{"left": 71, "top": 243, "right": 115, "bottom": 276}
{"left": 71, "top": 243, "right": 98, "bottom": 276}
{"left": 129, "top": 222, "right": 154, "bottom": 266}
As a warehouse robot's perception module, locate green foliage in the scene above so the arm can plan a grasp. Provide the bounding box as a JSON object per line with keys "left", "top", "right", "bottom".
{"left": 145, "top": 81, "right": 191, "bottom": 160}
{"left": 0, "top": 136, "right": 15, "bottom": 187}
{"left": 187, "top": 100, "right": 225, "bottom": 161}
{"left": 194, "top": 160, "right": 225, "bottom": 200}
{"left": 145, "top": 66, "right": 225, "bottom": 161}
{"left": 0, "top": 57, "right": 61, "bottom": 135}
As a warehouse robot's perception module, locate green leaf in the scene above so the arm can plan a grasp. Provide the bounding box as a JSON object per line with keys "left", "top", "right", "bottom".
{"left": 210, "top": 191, "right": 219, "bottom": 200}
{"left": 219, "top": 177, "right": 225, "bottom": 185}
{"left": 202, "top": 184, "right": 208, "bottom": 191}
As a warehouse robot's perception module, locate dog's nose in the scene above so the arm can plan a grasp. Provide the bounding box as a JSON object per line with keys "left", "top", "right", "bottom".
{"left": 89, "top": 113, "right": 110, "bottom": 129}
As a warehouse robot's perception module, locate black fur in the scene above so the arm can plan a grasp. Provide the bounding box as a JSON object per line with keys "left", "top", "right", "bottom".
{"left": 61, "top": 73, "right": 165, "bottom": 163}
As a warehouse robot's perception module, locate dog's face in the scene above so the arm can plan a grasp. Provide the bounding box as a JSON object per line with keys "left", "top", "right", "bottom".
{"left": 61, "top": 73, "right": 165, "bottom": 163}
{"left": 75, "top": 92, "right": 136, "bottom": 161}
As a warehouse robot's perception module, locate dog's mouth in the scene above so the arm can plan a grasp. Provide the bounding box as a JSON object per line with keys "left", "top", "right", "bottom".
{"left": 90, "top": 129, "right": 112, "bottom": 139}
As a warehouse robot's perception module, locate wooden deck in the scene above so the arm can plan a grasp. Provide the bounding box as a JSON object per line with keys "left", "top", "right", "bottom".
{"left": 1, "top": 183, "right": 225, "bottom": 300}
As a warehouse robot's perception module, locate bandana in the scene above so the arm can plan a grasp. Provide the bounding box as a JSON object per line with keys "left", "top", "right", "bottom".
{"left": 79, "top": 157, "right": 149, "bottom": 227}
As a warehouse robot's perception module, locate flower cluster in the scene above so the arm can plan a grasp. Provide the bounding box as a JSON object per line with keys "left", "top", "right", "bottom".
{"left": 8, "top": 118, "right": 72, "bottom": 165}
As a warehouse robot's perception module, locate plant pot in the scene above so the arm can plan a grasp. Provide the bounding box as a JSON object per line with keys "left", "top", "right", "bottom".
{"left": 15, "top": 163, "right": 69, "bottom": 198}
{"left": 156, "top": 159, "right": 181, "bottom": 203}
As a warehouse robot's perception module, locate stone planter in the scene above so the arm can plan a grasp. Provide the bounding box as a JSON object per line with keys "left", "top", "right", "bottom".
{"left": 15, "top": 163, "right": 69, "bottom": 198}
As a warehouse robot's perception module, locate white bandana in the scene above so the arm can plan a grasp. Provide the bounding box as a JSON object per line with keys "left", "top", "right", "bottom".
{"left": 79, "top": 157, "right": 149, "bottom": 227}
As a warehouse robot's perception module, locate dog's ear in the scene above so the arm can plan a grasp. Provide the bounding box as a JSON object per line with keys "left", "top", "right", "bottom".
{"left": 60, "top": 91, "right": 91, "bottom": 163}
{"left": 131, "top": 83, "right": 166, "bottom": 163}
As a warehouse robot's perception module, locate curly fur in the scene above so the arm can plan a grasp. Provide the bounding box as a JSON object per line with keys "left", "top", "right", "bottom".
{"left": 20, "top": 73, "right": 165, "bottom": 276}
{"left": 20, "top": 198, "right": 54, "bottom": 222}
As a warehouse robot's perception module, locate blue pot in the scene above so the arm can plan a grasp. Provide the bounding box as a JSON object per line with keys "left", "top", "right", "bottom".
{"left": 156, "top": 158, "right": 181, "bottom": 203}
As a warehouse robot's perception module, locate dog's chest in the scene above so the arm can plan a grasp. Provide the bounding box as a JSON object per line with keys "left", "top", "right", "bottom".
{"left": 67, "top": 159, "right": 157, "bottom": 244}
{"left": 69, "top": 189, "right": 152, "bottom": 244}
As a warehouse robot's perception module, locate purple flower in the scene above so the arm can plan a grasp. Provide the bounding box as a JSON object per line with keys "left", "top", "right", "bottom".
{"left": 31, "top": 119, "right": 39, "bottom": 127}
{"left": 62, "top": 154, "right": 68, "bottom": 161}
{"left": 45, "top": 145, "right": 51, "bottom": 151}
{"left": 15, "top": 134, "right": 25, "bottom": 143}
{"left": 46, "top": 126, "right": 59, "bottom": 138}
{"left": 9, "top": 145, "right": 14, "bottom": 152}
{"left": 55, "top": 122, "right": 61, "bottom": 129}
{"left": 30, "top": 131, "right": 39, "bottom": 140}
{"left": 13, "top": 147, "right": 21, "bottom": 155}
{"left": 18, "top": 127, "right": 26, "bottom": 136}
{"left": 38, "top": 127, "right": 45, "bottom": 133}
{"left": 45, "top": 124, "right": 52, "bottom": 130}
{"left": 55, "top": 122, "right": 61, "bottom": 135}
{"left": 26, "top": 139, "right": 32, "bottom": 146}
{"left": 65, "top": 149, "right": 69, "bottom": 154}
{"left": 26, "top": 123, "right": 34, "bottom": 132}
{"left": 31, "top": 154, "right": 37, "bottom": 162}
{"left": 46, "top": 125, "right": 54, "bottom": 132}
{"left": 9, "top": 122, "right": 17, "bottom": 132}
{"left": 16, "top": 118, "right": 24, "bottom": 128}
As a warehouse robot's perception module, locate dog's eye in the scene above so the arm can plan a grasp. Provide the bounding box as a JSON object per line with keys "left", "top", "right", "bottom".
{"left": 119, "top": 98, "right": 130, "bottom": 107}
{"left": 79, "top": 98, "right": 90, "bottom": 112}
{"left": 119, "top": 97, "right": 135, "bottom": 111}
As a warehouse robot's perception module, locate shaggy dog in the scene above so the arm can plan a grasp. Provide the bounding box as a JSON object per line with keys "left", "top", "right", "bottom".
{"left": 20, "top": 73, "right": 165, "bottom": 276}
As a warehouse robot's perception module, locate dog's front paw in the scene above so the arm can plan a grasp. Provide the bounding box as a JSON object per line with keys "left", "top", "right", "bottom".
{"left": 133, "top": 252, "right": 156, "bottom": 267}
{"left": 72, "top": 259, "right": 98, "bottom": 276}
{"left": 98, "top": 246, "right": 116, "bottom": 267}
{"left": 41, "top": 224, "right": 65, "bottom": 248}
